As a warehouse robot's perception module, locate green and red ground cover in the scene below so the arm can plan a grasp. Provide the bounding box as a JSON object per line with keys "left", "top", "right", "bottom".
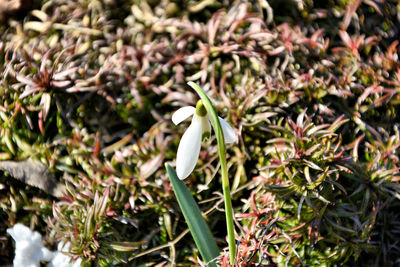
{"left": 1, "top": 0, "right": 400, "bottom": 266}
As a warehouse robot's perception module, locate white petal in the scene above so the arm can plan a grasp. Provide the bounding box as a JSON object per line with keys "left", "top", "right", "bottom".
{"left": 172, "top": 106, "right": 195, "bottom": 125}
{"left": 219, "top": 117, "right": 237, "bottom": 144}
{"left": 176, "top": 115, "right": 202, "bottom": 179}
{"left": 201, "top": 116, "right": 211, "bottom": 140}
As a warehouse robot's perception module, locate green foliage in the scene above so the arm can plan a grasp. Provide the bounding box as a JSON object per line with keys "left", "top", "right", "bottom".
{"left": 166, "top": 164, "right": 219, "bottom": 266}
{"left": 1, "top": 0, "right": 400, "bottom": 266}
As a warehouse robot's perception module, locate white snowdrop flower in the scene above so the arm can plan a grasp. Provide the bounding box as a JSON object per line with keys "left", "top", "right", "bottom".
{"left": 7, "top": 223, "right": 53, "bottom": 267}
{"left": 47, "top": 241, "right": 82, "bottom": 267}
{"left": 172, "top": 100, "right": 237, "bottom": 180}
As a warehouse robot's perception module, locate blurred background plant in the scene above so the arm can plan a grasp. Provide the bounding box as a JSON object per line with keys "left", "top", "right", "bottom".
{"left": 1, "top": 0, "right": 399, "bottom": 266}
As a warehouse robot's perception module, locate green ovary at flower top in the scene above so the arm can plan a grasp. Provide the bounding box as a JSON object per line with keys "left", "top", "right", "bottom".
{"left": 172, "top": 100, "right": 237, "bottom": 180}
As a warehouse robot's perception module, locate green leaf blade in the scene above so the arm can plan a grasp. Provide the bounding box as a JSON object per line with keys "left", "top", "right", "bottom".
{"left": 165, "top": 164, "right": 219, "bottom": 266}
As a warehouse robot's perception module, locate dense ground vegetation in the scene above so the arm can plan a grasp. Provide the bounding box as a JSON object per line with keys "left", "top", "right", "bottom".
{"left": 1, "top": 0, "right": 400, "bottom": 266}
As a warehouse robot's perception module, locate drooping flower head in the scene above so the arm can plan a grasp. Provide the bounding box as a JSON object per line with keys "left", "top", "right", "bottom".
{"left": 173, "top": 100, "right": 236, "bottom": 180}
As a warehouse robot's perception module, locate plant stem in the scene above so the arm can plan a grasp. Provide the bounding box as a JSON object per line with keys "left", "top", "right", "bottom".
{"left": 188, "top": 82, "right": 236, "bottom": 265}
{"left": 219, "top": 146, "right": 236, "bottom": 265}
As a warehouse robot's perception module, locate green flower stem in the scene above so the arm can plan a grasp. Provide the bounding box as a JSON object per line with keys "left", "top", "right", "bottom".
{"left": 188, "top": 81, "right": 236, "bottom": 265}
